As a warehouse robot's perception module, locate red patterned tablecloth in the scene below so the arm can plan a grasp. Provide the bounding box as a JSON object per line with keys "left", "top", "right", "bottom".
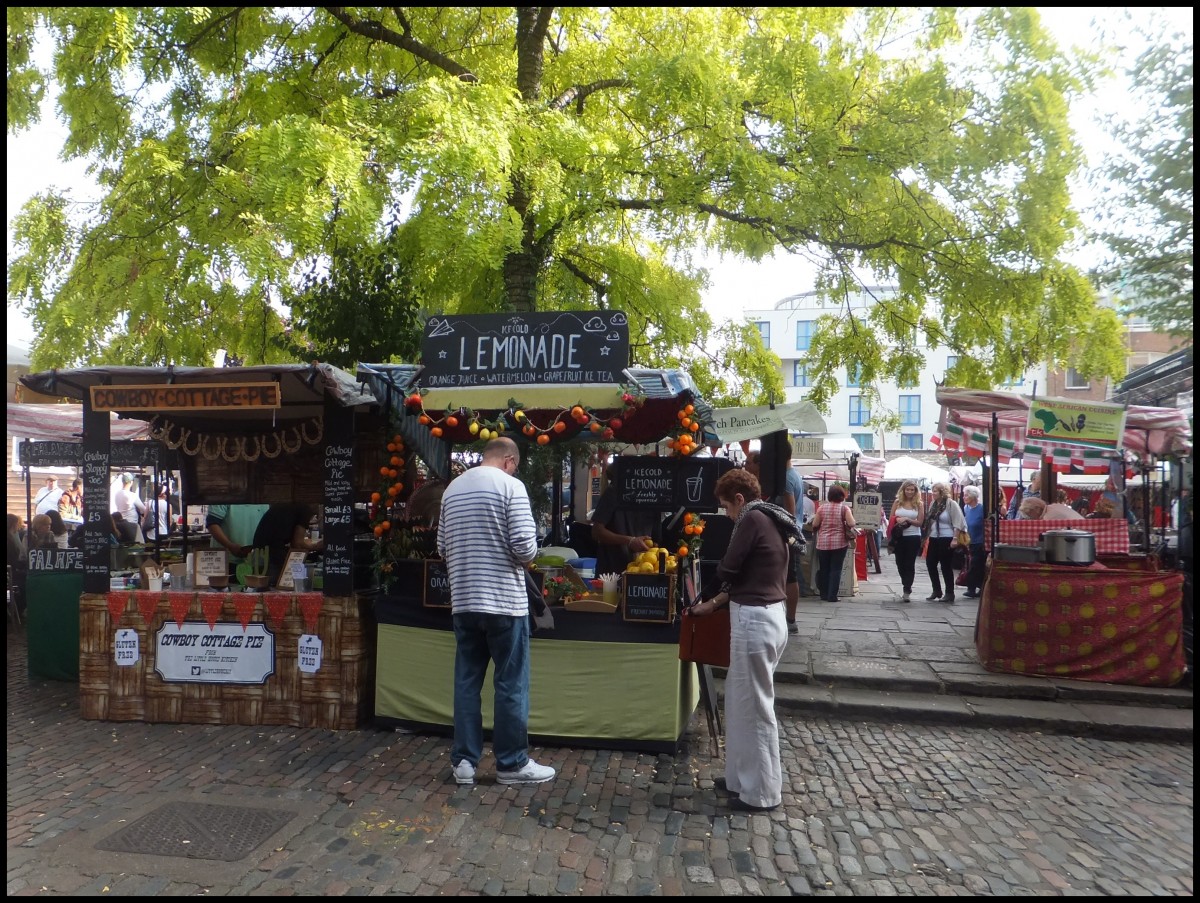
{"left": 976, "top": 560, "right": 1185, "bottom": 686}
{"left": 987, "top": 518, "right": 1129, "bottom": 554}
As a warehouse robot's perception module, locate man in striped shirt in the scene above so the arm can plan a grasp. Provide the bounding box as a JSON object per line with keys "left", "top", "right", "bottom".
{"left": 437, "top": 436, "right": 556, "bottom": 786}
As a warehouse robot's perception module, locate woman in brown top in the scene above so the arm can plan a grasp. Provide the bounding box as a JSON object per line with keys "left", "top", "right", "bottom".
{"left": 688, "top": 467, "right": 789, "bottom": 812}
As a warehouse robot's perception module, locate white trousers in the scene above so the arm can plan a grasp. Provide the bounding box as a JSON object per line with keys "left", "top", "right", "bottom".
{"left": 723, "top": 601, "right": 788, "bottom": 808}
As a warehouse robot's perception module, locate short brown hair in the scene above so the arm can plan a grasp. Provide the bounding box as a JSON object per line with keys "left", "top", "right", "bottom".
{"left": 827, "top": 485, "right": 846, "bottom": 502}
{"left": 716, "top": 468, "right": 761, "bottom": 505}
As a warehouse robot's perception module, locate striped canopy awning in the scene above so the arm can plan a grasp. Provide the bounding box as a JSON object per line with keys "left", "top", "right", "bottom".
{"left": 932, "top": 388, "right": 1191, "bottom": 467}
{"left": 6, "top": 403, "right": 151, "bottom": 442}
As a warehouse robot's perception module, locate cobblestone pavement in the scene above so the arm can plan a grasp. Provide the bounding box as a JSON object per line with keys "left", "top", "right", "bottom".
{"left": 7, "top": 631, "right": 1193, "bottom": 897}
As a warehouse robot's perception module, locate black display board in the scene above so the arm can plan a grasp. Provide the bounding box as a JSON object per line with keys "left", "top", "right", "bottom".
{"left": 81, "top": 408, "right": 111, "bottom": 593}
{"left": 622, "top": 574, "right": 675, "bottom": 623}
{"left": 423, "top": 559, "right": 452, "bottom": 608}
{"left": 18, "top": 439, "right": 163, "bottom": 468}
{"left": 18, "top": 440, "right": 81, "bottom": 467}
{"left": 321, "top": 405, "right": 355, "bottom": 594}
{"left": 613, "top": 456, "right": 733, "bottom": 512}
{"left": 419, "top": 311, "right": 630, "bottom": 388}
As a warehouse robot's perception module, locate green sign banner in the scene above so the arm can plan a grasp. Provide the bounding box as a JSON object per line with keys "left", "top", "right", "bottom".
{"left": 1026, "top": 398, "right": 1127, "bottom": 451}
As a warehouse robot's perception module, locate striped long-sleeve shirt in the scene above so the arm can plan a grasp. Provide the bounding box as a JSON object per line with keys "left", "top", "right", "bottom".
{"left": 437, "top": 465, "right": 539, "bottom": 616}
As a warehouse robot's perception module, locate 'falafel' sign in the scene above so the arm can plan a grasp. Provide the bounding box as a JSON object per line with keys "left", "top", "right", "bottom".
{"left": 419, "top": 312, "right": 630, "bottom": 388}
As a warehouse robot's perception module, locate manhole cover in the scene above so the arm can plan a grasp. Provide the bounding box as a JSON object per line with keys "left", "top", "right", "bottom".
{"left": 96, "top": 801, "right": 295, "bottom": 861}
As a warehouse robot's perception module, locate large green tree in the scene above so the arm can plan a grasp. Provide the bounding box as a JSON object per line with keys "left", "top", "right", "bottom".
{"left": 8, "top": 7, "right": 1125, "bottom": 408}
{"left": 1093, "top": 36, "right": 1192, "bottom": 335}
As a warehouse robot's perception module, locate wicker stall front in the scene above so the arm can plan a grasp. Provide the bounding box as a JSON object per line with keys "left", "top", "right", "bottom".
{"left": 81, "top": 590, "right": 375, "bottom": 729}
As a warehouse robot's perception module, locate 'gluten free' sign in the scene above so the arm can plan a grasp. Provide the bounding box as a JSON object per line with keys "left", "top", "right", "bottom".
{"left": 90, "top": 382, "right": 280, "bottom": 412}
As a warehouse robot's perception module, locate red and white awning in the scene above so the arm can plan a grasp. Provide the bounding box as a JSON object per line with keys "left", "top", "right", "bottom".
{"left": 6, "top": 403, "right": 151, "bottom": 442}
{"left": 932, "top": 388, "right": 1191, "bottom": 466}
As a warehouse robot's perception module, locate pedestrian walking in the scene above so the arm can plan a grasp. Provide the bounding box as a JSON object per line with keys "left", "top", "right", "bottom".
{"left": 437, "top": 437, "right": 554, "bottom": 787}
{"left": 962, "top": 486, "right": 987, "bottom": 598}
{"left": 889, "top": 480, "right": 925, "bottom": 602}
{"left": 811, "top": 485, "right": 856, "bottom": 604}
{"left": 923, "top": 482, "right": 966, "bottom": 603}
{"left": 687, "top": 467, "right": 789, "bottom": 812}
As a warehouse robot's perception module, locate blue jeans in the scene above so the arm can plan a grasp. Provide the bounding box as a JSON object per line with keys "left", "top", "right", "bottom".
{"left": 815, "top": 547, "right": 848, "bottom": 602}
{"left": 451, "top": 612, "right": 531, "bottom": 772}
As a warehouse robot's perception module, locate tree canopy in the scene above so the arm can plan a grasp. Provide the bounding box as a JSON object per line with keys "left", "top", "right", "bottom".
{"left": 1093, "top": 34, "right": 1192, "bottom": 335}
{"left": 8, "top": 7, "right": 1127, "bottom": 409}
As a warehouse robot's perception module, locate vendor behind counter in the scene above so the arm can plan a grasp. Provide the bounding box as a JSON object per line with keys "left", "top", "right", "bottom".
{"left": 253, "top": 503, "right": 325, "bottom": 583}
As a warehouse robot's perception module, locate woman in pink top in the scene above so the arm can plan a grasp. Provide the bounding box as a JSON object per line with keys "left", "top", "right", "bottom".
{"left": 810, "top": 485, "right": 856, "bottom": 603}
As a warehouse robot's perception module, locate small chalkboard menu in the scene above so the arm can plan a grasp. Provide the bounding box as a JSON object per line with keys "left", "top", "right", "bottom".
{"left": 81, "top": 408, "right": 111, "bottom": 593}
{"left": 423, "top": 559, "right": 452, "bottom": 608}
{"left": 613, "top": 456, "right": 733, "bottom": 512}
{"left": 622, "top": 574, "right": 675, "bottom": 623}
{"left": 275, "top": 550, "right": 308, "bottom": 591}
{"left": 321, "top": 405, "right": 355, "bottom": 594}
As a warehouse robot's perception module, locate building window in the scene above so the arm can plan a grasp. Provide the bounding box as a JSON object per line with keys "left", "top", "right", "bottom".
{"left": 1002, "top": 374, "right": 1025, "bottom": 387}
{"left": 849, "top": 396, "right": 870, "bottom": 426}
{"left": 793, "top": 363, "right": 809, "bottom": 387}
{"left": 900, "top": 433, "right": 924, "bottom": 450}
{"left": 899, "top": 394, "right": 921, "bottom": 426}
{"left": 795, "top": 320, "right": 814, "bottom": 352}
{"left": 846, "top": 364, "right": 861, "bottom": 387}
{"left": 1065, "top": 368, "right": 1089, "bottom": 389}
{"left": 752, "top": 320, "right": 770, "bottom": 348}
{"left": 851, "top": 432, "right": 875, "bottom": 451}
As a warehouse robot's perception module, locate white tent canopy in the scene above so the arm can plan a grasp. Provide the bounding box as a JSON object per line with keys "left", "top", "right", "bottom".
{"left": 883, "top": 455, "right": 949, "bottom": 484}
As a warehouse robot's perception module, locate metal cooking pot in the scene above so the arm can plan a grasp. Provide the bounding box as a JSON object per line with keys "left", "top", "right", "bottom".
{"left": 1040, "top": 529, "right": 1096, "bottom": 566}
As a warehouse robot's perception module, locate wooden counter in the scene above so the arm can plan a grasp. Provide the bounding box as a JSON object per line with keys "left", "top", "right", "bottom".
{"left": 80, "top": 590, "right": 376, "bottom": 729}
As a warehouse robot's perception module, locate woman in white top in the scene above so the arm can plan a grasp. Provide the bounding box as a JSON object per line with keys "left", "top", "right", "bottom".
{"left": 922, "top": 482, "right": 967, "bottom": 603}
{"left": 889, "top": 481, "right": 925, "bottom": 603}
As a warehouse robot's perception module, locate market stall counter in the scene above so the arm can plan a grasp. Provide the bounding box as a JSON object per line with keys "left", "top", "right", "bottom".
{"left": 375, "top": 594, "right": 697, "bottom": 752}
{"left": 976, "top": 559, "right": 1186, "bottom": 686}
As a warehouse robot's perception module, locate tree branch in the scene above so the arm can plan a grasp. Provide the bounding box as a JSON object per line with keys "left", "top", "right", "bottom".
{"left": 548, "top": 78, "right": 631, "bottom": 112}
{"left": 323, "top": 6, "right": 478, "bottom": 82}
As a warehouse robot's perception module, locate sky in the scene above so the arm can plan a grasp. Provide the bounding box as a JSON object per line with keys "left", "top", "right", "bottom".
{"left": 6, "top": 7, "right": 1192, "bottom": 350}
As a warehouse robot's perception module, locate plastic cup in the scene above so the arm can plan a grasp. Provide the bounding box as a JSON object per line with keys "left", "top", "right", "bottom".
{"left": 148, "top": 576, "right": 163, "bottom": 592}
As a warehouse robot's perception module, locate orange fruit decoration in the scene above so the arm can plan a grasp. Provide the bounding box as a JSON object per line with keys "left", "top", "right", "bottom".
{"left": 379, "top": 465, "right": 391, "bottom": 476}
{"left": 446, "top": 416, "right": 459, "bottom": 427}
{"left": 684, "top": 404, "right": 694, "bottom": 414}
{"left": 537, "top": 433, "right": 550, "bottom": 445}
{"left": 418, "top": 414, "right": 430, "bottom": 425}
{"left": 370, "top": 492, "right": 382, "bottom": 503}
{"left": 373, "top": 525, "right": 384, "bottom": 537}
{"left": 431, "top": 426, "right": 443, "bottom": 438}
{"left": 553, "top": 421, "right": 566, "bottom": 433}
{"left": 678, "top": 545, "right": 690, "bottom": 557}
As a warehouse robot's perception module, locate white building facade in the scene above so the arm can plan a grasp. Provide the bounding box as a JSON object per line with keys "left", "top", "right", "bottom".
{"left": 745, "top": 286, "right": 1046, "bottom": 454}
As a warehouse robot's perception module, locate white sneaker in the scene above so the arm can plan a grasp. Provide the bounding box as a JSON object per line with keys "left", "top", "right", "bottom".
{"left": 452, "top": 760, "right": 476, "bottom": 785}
{"left": 902, "top": 591, "right": 911, "bottom": 602}
{"left": 496, "top": 758, "right": 556, "bottom": 785}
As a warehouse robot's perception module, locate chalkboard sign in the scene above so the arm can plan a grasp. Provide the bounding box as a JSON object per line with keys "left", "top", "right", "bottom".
{"left": 81, "top": 409, "right": 112, "bottom": 593}
{"left": 419, "top": 311, "right": 629, "bottom": 388}
{"left": 110, "top": 441, "right": 161, "bottom": 468}
{"left": 622, "top": 574, "right": 675, "bottom": 623}
{"left": 275, "top": 549, "right": 308, "bottom": 591}
{"left": 19, "top": 439, "right": 161, "bottom": 469}
{"left": 18, "top": 440, "right": 81, "bottom": 467}
{"left": 613, "top": 457, "right": 733, "bottom": 512}
{"left": 423, "top": 559, "right": 452, "bottom": 608}
{"left": 321, "top": 405, "right": 355, "bottom": 593}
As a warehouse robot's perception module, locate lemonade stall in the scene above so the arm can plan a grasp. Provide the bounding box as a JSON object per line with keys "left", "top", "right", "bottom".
{"left": 358, "top": 311, "right": 729, "bottom": 752}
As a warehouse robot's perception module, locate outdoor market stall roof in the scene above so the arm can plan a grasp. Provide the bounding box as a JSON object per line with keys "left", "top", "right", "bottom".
{"left": 932, "top": 387, "right": 1192, "bottom": 466}
{"left": 18, "top": 364, "right": 377, "bottom": 429}
{"left": 356, "top": 363, "right": 722, "bottom": 479}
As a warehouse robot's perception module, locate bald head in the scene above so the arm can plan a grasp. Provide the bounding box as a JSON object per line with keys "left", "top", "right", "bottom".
{"left": 481, "top": 436, "right": 520, "bottom": 468}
